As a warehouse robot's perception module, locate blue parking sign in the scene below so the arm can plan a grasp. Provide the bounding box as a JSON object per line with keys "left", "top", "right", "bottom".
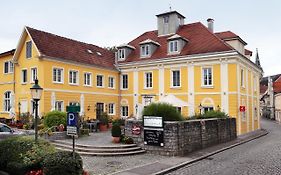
{"left": 67, "top": 112, "right": 78, "bottom": 127}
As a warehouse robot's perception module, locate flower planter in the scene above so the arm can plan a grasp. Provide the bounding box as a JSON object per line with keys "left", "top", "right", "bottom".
{"left": 99, "top": 124, "right": 108, "bottom": 132}
{"left": 112, "top": 136, "right": 120, "bottom": 143}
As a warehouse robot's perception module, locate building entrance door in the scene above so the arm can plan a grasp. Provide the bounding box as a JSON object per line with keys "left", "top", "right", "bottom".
{"left": 96, "top": 103, "right": 104, "bottom": 120}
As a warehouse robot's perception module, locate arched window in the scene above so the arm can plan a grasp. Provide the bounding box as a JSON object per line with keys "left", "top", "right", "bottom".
{"left": 4, "top": 91, "right": 11, "bottom": 112}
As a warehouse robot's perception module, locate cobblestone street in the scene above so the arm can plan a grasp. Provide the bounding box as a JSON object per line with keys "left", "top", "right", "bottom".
{"left": 167, "top": 118, "right": 281, "bottom": 175}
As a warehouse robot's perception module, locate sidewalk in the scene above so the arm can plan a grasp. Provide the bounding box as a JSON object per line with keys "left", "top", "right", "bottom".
{"left": 112, "top": 129, "right": 268, "bottom": 175}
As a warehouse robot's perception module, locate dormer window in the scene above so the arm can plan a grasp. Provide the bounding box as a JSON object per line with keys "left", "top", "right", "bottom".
{"left": 140, "top": 44, "right": 150, "bottom": 58}
{"left": 117, "top": 49, "right": 125, "bottom": 61}
{"left": 169, "top": 40, "right": 179, "bottom": 53}
{"left": 116, "top": 44, "right": 135, "bottom": 61}
{"left": 164, "top": 16, "right": 169, "bottom": 23}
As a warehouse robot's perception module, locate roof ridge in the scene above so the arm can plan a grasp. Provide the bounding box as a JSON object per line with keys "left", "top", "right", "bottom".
{"left": 25, "top": 26, "right": 107, "bottom": 51}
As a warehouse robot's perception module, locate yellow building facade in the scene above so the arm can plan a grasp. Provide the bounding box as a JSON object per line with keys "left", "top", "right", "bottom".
{"left": 0, "top": 11, "right": 262, "bottom": 135}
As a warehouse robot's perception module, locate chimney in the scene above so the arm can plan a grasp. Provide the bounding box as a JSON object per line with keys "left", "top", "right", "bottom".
{"left": 207, "top": 18, "right": 214, "bottom": 33}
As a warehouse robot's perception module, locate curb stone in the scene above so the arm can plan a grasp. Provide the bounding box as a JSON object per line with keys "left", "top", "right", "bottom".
{"left": 154, "top": 129, "right": 268, "bottom": 175}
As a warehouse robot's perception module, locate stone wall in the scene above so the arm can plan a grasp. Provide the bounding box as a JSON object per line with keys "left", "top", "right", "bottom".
{"left": 125, "top": 118, "right": 236, "bottom": 156}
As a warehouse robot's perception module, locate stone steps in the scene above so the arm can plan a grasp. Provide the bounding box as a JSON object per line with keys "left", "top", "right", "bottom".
{"left": 51, "top": 140, "right": 146, "bottom": 156}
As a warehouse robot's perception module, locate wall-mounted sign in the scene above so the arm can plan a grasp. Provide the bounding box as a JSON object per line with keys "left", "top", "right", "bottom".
{"left": 132, "top": 125, "right": 141, "bottom": 135}
{"left": 144, "top": 128, "right": 164, "bottom": 147}
{"left": 239, "top": 106, "right": 246, "bottom": 112}
{"left": 143, "top": 116, "right": 163, "bottom": 128}
{"left": 143, "top": 116, "right": 164, "bottom": 147}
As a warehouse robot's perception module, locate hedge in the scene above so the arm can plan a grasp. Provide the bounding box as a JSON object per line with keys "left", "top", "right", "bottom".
{"left": 44, "top": 111, "right": 67, "bottom": 128}
{"left": 142, "top": 103, "right": 184, "bottom": 121}
{"left": 43, "top": 151, "right": 83, "bottom": 175}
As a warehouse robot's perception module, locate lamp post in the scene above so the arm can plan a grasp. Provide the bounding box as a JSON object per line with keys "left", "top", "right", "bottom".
{"left": 30, "top": 79, "right": 43, "bottom": 143}
{"left": 199, "top": 103, "right": 203, "bottom": 114}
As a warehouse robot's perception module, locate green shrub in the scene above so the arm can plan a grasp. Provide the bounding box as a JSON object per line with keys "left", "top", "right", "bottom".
{"left": 43, "top": 151, "right": 83, "bottom": 175}
{"left": 0, "top": 136, "right": 56, "bottom": 174}
{"left": 188, "top": 110, "right": 229, "bottom": 120}
{"left": 44, "top": 111, "right": 67, "bottom": 128}
{"left": 99, "top": 112, "right": 109, "bottom": 125}
{"left": 111, "top": 123, "right": 121, "bottom": 137}
{"left": 120, "top": 135, "right": 134, "bottom": 144}
{"left": 142, "top": 103, "right": 184, "bottom": 121}
{"left": 112, "top": 118, "right": 125, "bottom": 126}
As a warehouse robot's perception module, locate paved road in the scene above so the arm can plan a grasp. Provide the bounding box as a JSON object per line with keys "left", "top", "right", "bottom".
{"left": 167, "top": 118, "right": 281, "bottom": 175}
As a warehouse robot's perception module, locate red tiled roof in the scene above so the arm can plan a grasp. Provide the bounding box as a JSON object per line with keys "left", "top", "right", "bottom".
{"left": 26, "top": 27, "right": 116, "bottom": 69}
{"left": 0, "top": 49, "right": 15, "bottom": 57}
{"left": 215, "top": 31, "right": 238, "bottom": 40}
{"left": 215, "top": 31, "right": 247, "bottom": 45}
{"left": 260, "top": 85, "right": 268, "bottom": 94}
{"left": 245, "top": 49, "right": 252, "bottom": 56}
{"left": 274, "top": 82, "right": 281, "bottom": 93}
{"left": 120, "top": 22, "right": 233, "bottom": 63}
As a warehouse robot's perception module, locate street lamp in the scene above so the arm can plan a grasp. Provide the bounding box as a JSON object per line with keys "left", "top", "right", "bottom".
{"left": 30, "top": 79, "right": 43, "bottom": 143}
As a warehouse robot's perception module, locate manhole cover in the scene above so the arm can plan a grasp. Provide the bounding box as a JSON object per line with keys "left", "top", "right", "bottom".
{"left": 107, "top": 161, "right": 122, "bottom": 167}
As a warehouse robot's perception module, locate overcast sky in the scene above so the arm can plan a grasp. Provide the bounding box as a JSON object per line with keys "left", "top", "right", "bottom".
{"left": 1, "top": 0, "right": 280, "bottom": 76}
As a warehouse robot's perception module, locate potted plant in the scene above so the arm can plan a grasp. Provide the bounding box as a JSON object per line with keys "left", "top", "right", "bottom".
{"left": 111, "top": 123, "right": 121, "bottom": 143}
{"left": 99, "top": 112, "right": 109, "bottom": 132}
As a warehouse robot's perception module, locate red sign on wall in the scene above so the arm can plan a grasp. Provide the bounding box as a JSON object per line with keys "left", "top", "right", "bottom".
{"left": 132, "top": 125, "right": 141, "bottom": 135}
{"left": 239, "top": 106, "right": 246, "bottom": 112}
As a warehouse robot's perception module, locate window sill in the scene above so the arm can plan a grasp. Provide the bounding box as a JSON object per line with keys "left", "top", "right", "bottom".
{"left": 69, "top": 83, "right": 79, "bottom": 86}
{"left": 108, "top": 87, "right": 116, "bottom": 90}
{"left": 4, "top": 72, "right": 13, "bottom": 75}
{"left": 121, "top": 88, "right": 128, "bottom": 91}
{"left": 144, "top": 87, "right": 153, "bottom": 90}
{"left": 168, "top": 51, "right": 180, "bottom": 55}
{"left": 53, "top": 82, "right": 64, "bottom": 84}
{"left": 96, "top": 86, "right": 104, "bottom": 88}
{"left": 21, "top": 82, "right": 27, "bottom": 85}
{"left": 170, "top": 86, "right": 181, "bottom": 89}
{"left": 201, "top": 85, "right": 214, "bottom": 89}
{"left": 108, "top": 113, "right": 115, "bottom": 116}
{"left": 83, "top": 85, "right": 92, "bottom": 87}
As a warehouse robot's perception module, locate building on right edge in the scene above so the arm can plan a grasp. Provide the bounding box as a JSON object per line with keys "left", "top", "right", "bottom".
{"left": 116, "top": 11, "right": 263, "bottom": 135}
{"left": 260, "top": 74, "right": 281, "bottom": 121}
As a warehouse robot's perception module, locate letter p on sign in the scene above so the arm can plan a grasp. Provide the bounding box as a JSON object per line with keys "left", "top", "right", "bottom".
{"left": 67, "top": 112, "right": 77, "bottom": 127}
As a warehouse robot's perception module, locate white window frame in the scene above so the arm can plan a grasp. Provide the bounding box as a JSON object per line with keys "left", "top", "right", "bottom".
{"left": 21, "top": 68, "right": 28, "bottom": 84}
{"left": 144, "top": 72, "right": 153, "bottom": 89}
{"left": 52, "top": 67, "right": 64, "bottom": 84}
{"left": 108, "top": 103, "right": 115, "bottom": 115}
{"left": 241, "top": 68, "right": 245, "bottom": 88}
{"left": 69, "top": 101, "right": 80, "bottom": 106}
{"left": 55, "top": 101, "right": 64, "bottom": 112}
{"left": 96, "top": 74, "right": 104, "bottom": 88}
{"left": 140, "top": 44, "right": 150, "bottom": 58}
{"left": 121, "top": 106, "right": 129, "bottom": 118}
{"left": 121, "top": 74, "right": 128, "bottom": 90}
{"left": 4, "top": 61, "right": 13, "bottom": 74}
{"left": 83, "top": 72, "right": 92, "bottom": 87}
{"left": 30, "top": 67, "right": 37, "bottom": 83}
{"left": 117, "top": 49, "right": 126, "bottom": 61}
{"left": 69, "top": 70, "right": 79, "bottom": 85}
{"left": 170, "top": 69, "right": 181, "bottom": 88}
{"left": 108, "top": 76, "right": 115, "bottom": 89}
{"left": 3, "top": 91, "right": 11, "bottom": 112}
{"left": 163, "top": 15, "right": 169, "bottom": 23}
{"left": 168, "top": 40, "right": 179, "bottom": 54}
{"left": 26, "top": 41, "right": 32, "bottom": 59}
{"left": 201, "top": 67, "right": 213, "bottom": 87}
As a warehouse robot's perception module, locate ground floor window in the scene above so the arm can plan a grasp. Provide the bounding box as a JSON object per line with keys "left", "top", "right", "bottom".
{"left": 4, "top": 91, "right": 11, "bottom": 112}
{"left": 121, "top": 106, "right": 128, "bottom": 118}
{"left": 175, "top": 107, "right": 181, "bottom": 114}
{"left": 203, "top": 107, "right": 213, "bottom": 113}
{"left": 55, "top": 101, "right": 64, "bottom": 111}
{"left": 108, "top": 103, "right": 115, "bottom": 115}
